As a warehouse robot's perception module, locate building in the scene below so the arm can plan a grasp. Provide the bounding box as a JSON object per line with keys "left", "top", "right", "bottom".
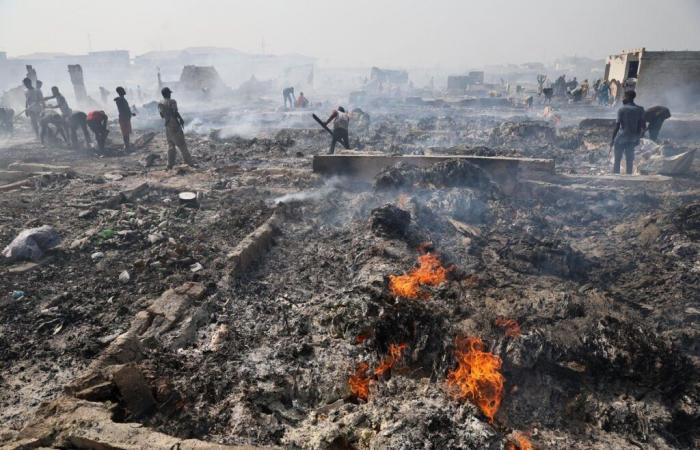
{"left": 605, "top": 48, "right": 700, "bottom": 110}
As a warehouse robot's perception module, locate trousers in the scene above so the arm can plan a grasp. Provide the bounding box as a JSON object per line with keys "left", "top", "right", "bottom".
{"left": 166, "top": 126, "right": 193, "bottom": 167}
{"left": 329, "top": 127, "right": 349, "bottom": 154}
{"left": 614, "top": 141, "right": 636, "bottom": 174}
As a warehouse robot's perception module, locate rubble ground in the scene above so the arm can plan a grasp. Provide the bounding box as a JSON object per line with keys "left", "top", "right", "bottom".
{"left": 1, "top": 103, "right": 699, "bottom": 449}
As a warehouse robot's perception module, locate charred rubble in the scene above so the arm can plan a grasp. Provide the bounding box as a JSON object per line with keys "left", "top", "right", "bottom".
{"left": 0, "top": 100, "right": 699, "bottom": 450}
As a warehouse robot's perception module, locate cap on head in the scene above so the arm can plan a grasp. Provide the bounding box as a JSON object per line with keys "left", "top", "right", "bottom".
{"left": 338, "top": 106, "right": 346, "bottom": 113}
{"left": 161, "top": 87, "right": 172, "bottom": 97}
{"left": 116, "top": 86, "right": 126, "bottom": 95}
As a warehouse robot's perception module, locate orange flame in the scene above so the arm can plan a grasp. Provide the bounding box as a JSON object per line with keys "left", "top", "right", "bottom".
{"left": 495, "top": 318, "right": 521, "bottom": 337}
{"left": 446, "top": 336, "right": 505, "bottom": 422}
{"left": 389, "top": 253, "right": 449, "bottom": 299}
{"left": 375, "top": 343, "right": 408, "bottom": 377}
{"left": 506, "top": 433, "right": 534, "bottom": 450}
{"left": 348, "top": 362, "right": 370, "bottom": 401}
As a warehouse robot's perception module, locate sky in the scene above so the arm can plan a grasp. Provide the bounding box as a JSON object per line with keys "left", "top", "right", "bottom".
{"left": 1, "top": 0, "right": 700, "bottom": 68}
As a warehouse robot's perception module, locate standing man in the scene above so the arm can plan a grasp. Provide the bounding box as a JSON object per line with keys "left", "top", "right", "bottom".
{"left": 324, "top": 106, "right": 350, "bottom": 154}
{"left": 23, "top": 77, "right": 43, "bottom": 137}
{"left": 283, "top": 87, "right": 295, "bottom": 109}
{"left": 114, "top": 87, "right": 135, "bottom": 151}
{"left": 86, "top": 110, "right": 109, "bottom": 151}
{"left": 643, "top": 106, "right": 671, "bottom": 142}
{"left": 46, "top": 86, "right": 72, "bottom": 118}
{"left": 158, "top": 87, "right": 194, "bottom": 169}
{"left": 610, "top": 91, "right": 645, "bottom": 175}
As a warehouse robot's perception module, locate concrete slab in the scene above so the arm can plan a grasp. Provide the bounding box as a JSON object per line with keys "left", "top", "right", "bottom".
{"left": 312, "top": 154, "right": 554, "bottom": 179}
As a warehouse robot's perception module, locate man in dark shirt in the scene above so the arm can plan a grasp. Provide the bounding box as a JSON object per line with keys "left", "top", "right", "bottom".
{"left": 610, "top": 91, "right": 645, "bottom": 174}
{"left": 114, "top": 86, "right": 135, "bottom": 151}
{"left": 643, "top": 106, "right": 671, "bottom": 142}
{"left": 67, "top": 111, "right": 91, "bottom": 149}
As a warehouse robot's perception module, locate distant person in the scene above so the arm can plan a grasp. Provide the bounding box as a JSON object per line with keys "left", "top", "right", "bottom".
{"left": 86, "top": 110, "right": 109, "bottom": 150}
{"left": 542, "top": 77, "right": 554, "bottom": 104}
{"left": 283, "top": 86, "right": 295, "bottom": 109}
{"left": 597, "top": 81, "right": 610, "bottom": 106}
{"left": 295, "top": 92, "right": 309, "bottom": 108}
{"left": 23, "top": 77, "right": 43, "bottom": 137}
{"left": 580, "top": 79, "right": 590, "bottom": 98}
{"left": 67, "top": 111, "right": 91, "bottom": 149}
{"left": 610, "top": 91, "right": 645, "bottom": 175}
{"left": 114, "top": 86, "right": 135, "bottom": 151}
{"left": 46, "top": 86, "right": 72, "bottom": 118}
{"left": 39, "top": 111, "right": 68, "bottom": 145}
{"left": 644, "top": 106, "right": 671, "bottom": 142}
{"left": 324, "top": 106, "right": 350, "bottom": 154}
{"left": 158, "top": 87, "right": 194, "bottom": 169}
{"left": 99, "top": 86, "right": 110, "bottom": 104}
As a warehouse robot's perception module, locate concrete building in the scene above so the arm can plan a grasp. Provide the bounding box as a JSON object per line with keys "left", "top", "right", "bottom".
{"left": 605, "top": 48, "right": 700, "bottom": 111}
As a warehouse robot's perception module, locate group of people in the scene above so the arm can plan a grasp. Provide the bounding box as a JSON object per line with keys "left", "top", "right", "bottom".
{"left": 20, "top": 77, "right": 194, "bottom": 169}
{"left": 282, "top": 86, "right": 309, "bottom": 109}
{"left": 538, "top": 74, "right": 619, "bottom": 105}
{"left": 22, "top": 77, "right": 135, "bottom": 152}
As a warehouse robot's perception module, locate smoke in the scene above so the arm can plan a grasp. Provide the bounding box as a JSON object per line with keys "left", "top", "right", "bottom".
{"left": 273, "top": 176, "right": 345, "bottom": 205}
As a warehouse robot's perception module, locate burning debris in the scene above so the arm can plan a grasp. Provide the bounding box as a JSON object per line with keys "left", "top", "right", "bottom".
{"left": 507, "top": 432, "right": 535, "bottom": 450}
{"left": 495, "top": 318, "right": 521, "bottom": 337}
{"left": 388, "top": 252, "right": 450, "bottom": 299}
{"left": 446, "top": 336, "right": 505, "bottom": 423}
{"left": 348, "top": 362, "right": 370, "bottom": 401}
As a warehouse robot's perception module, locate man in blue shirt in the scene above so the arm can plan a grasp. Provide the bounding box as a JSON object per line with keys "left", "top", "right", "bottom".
{"left": 610, "top": 91, "right": 645, "bottom": 174}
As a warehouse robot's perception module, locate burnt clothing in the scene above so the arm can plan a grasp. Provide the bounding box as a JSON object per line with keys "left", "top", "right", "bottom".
{"left": 614, "top": 103, "right": 645, "bottom": 145}
{"left": 329, "top": 127, "right": 349, "bottom": 154}
{"left": 114, "top": 96, "right": 132, "bottom": 119}
{"left": 614, "top": 141, "right": 635, "bottom": 174}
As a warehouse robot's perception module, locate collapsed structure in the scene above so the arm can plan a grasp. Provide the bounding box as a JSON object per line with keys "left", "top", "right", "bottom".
{"left": 605, "top": 48, "right": 700, "bottom": 109}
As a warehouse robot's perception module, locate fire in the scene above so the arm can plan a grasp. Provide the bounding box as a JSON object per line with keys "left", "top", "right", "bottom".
{"left": 348, "top": 362, "right": 370, "bottom": 401}
{"left": 495, "top": 318, "right": 521, "bottom": 337}
{"left": 446, "top": 336, "right": 505, "bottom": 422}
{"left": 375, "top": 343, "right": 408, "bottom": 377}
{"left": 389, "top": 253, "right": 449, "bottom": 299}
{"left": 396, "top": 193, "right": 411, "bottom": 209}
{"left": 506, "top": 433, "right": 534, "bottom": 450}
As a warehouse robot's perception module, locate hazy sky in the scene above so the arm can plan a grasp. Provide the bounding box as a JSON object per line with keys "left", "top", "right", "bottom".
{"left": 1, "top": 0, "right": 699, "bottom": 68}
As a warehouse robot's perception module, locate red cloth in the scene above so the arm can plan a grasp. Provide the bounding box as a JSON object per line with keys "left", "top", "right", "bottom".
{"left": 119, "top": 116, "right": 132, "bottom": 136}
{"left": 87, "top": 110, "right": 107, "bottom": 122}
